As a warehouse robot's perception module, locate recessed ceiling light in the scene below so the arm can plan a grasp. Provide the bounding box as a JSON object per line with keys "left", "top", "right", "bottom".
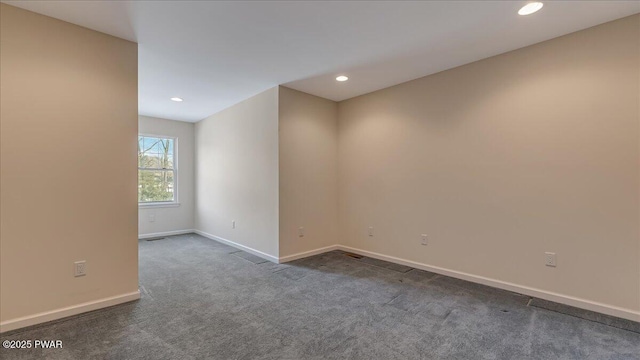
{"left": 518, "top": 2, "right": 543, "bottom": 16}
{"left": 336, "top": 75, "right": 349, "bottom": 82}
{"left": 170, "top": 97, "right": 183, "bottom": 102}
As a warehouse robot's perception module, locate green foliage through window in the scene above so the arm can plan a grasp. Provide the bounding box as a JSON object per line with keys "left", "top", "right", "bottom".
{"left": 138, "top": 136, "right": 175, "bottom": 203}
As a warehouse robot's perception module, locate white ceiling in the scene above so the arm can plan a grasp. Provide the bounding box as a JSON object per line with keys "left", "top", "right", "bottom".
{"left": 5, "top": 1, "right": 640, "bottom": 122}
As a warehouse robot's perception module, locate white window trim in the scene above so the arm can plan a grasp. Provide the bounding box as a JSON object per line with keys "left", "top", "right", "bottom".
{"left": 138, "top": 133, "right": 179, "bottom": 207}
{"left": 139, "top": 202, "right": 181, "bottom": 209}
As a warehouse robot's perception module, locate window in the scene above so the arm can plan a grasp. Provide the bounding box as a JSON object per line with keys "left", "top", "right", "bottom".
{"left": 138, "top": 135, "right": 176, "bottom": 204}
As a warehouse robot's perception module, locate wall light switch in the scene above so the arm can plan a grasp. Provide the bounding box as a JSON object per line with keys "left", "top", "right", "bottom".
{"left": 421, "top": 234, "right": 428, "bottom": 246}
{"left": 298, "top": 227, "right": 304, "bottom": 237}
{"left": 368, "top": 227, "right": 374, "bottom": 237}
{"left": 232, "top": 220, "right": 236, "bottom": 229}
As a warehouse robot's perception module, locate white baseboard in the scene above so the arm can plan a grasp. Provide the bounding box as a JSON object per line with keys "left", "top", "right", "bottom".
{"left": 336, "top": 245, "right": 640, "bottom": 323}
{"left": 269, "top": 242, "right": 639, "bottom": 322}
{"left": 279, "top": 245, "right": 340, "bottom": 263}
{"left": 0, "top": 291, "right": 140, "bottom": 333}
{"left": 138, "top": 229, "right": 195, "bottom": 239}
{"left": 3, "top": 240, "right": 635, "bottom": 334}
{"left": 194, "top": 230, "right": 279, "bottom": 263}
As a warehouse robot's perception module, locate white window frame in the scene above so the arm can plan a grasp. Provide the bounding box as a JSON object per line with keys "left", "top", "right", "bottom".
{"left": 138, "top": 133, "right": 180, "bottom": 208}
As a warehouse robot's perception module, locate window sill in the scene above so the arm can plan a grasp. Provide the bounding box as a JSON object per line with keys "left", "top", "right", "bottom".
{"left": 139, "top": 202, "right": 181, "bottom": 209}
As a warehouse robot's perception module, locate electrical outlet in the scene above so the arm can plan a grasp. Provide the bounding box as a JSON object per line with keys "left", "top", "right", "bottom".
{"left": 545, "top": 252, "right": 557, "bottom": 267}
{"left": 421, "top": 234, "right": 428, "bottom": 246}
{"left": 368, "top": 227, "right": 374, "bottom": 237}
{"left": 298, "top": 227, "right": 304, "bottom": 237}
{"left": 232, "top": 220, "right": 236, "bottom": 229}
{"left": 74, "top": 261, "right": 86, "bottom": 277}
{"left": 148, "top": 214, "right": 155, "bottom": 222}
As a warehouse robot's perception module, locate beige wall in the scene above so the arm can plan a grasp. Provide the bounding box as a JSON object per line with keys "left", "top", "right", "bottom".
{"left": 279, "top": 87, "right": 338, "bottom": 258}
{"left": 139, "top": 116, "right": 195, "bottom": 237}
{"left": 338, "top": 15, "right": 640, "bottom": 313}
{"left": 0, "top": 3, "right": 139, "bottom": 328}
{"left": 195, "top": 88, "right": 280, "bottom": 258}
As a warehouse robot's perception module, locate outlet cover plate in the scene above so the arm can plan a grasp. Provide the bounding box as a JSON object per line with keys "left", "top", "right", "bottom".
{"left": 545, "top": 252, "right": 557, "bottom": 267}
{"left": 74, "top": 261, "right": 86, "bottom": 277}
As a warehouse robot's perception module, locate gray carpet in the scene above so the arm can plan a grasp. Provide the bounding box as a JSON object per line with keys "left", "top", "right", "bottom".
{"left": 1, "top": 233, "right": 638, "bottom": 359}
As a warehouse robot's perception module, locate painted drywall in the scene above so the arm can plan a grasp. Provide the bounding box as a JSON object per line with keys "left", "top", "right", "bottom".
{"left": 278, "top": 87, "right": 339, "bottom": 258}
{"left": 195, "top": 88, "right": 279, "bottom": 258}
{"left": 338, "top": 15, "right": 640, "bottom": 313}
{"left": 138, "top": 116, "right": 195, "bottom": 237}
{"left": 0, "top": 3, "right": 139, "bottom": 327}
